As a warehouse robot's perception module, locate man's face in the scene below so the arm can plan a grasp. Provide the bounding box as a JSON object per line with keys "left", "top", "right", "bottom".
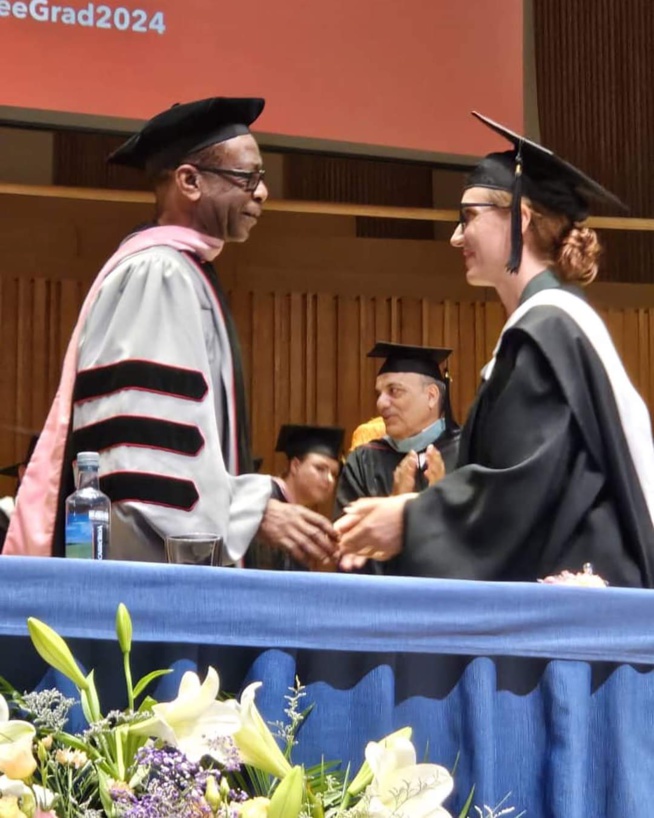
{"left": 194, "top": 134, "right": 268, "bottom": 242}
{"left": 290, "top": 452, "right": 340, "bottom": 507}
{"left": 375, "top": 371, "right": 441, "bottom": 440}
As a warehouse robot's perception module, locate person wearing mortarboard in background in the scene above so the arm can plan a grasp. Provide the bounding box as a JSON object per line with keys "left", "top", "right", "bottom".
{"left": 3, "top": 98, "right": 338, "bottom": 569}
{"left": 334, "top": 342, "right": 460, "bottom": 575}
{"left": 336, "top": 112, "right": 654, "bottom": 588}
{"left": 335, "top": 342, "right": 460, "bottom": 514}
{"left": 246, "top": 424, "right": 344, "bottom": 571}
{"left": 0, "top": 435, "right": 38, "bottom": 554}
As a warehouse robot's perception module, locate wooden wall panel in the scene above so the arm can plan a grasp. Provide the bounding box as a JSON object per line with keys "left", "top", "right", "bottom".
{"left": 230, "top": 293, "right": 654, "bottom": 473}
{"left": 533, "top": 0, "right": 654, "bottom": 284}
{"left": 0, "top": 276, "right": 85, "bottom": 494}
{"left": 4, "top": 277, "right": 654, "bottom": 488}
{"left": 285, "top": 153, "right": 435, "bottom": 240}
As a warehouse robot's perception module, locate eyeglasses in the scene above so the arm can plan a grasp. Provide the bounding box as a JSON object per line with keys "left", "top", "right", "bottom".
{"left": 192, "top": 165, "right": 266, "bottom": 192}
{"left": 458, "top": 202, "right": 510, "bottom": 230}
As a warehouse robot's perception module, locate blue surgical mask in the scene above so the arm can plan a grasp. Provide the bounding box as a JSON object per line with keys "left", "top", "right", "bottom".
{"left": 385, "top": 417, "right": 446, "bottom": 454}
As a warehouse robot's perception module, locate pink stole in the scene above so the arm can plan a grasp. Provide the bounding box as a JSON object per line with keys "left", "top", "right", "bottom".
{"left": 3, "top": 226, "right": 223, "bottom": 557}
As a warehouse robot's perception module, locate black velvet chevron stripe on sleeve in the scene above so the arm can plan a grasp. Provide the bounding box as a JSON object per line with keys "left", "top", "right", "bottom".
{"left": 73, "top": 361, "right": 208, "bottom": 403}
{"left": 100, "top": 472, "right": 199, "bottom": 510}
{"left": 72, "top": 417, "right": 205, "bottom": 456}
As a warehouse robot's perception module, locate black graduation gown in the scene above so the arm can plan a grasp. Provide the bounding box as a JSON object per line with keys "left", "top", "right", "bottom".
{"left": 398, "top": 273, "right": 654, "bottom": 588}
{"left": 335, "top": 431, "right": 461, "bottom": 517}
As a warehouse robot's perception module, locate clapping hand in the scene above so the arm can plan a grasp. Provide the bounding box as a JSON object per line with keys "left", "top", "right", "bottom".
{"left": 392, "top": 451, "right": 419, "bottom": 495}
{"left": 424, "top": 444, "right": 445, "bottom": 485}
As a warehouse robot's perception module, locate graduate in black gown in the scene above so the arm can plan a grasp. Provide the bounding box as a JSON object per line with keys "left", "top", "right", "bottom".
{"left": 335, "top": 343, "right": 460, "bottom": 517}
{"left": 336, "top": 113, "right": 654, "bottom": 588}
{"left": 246, "top": 424, "right": 344, "bottom": 570}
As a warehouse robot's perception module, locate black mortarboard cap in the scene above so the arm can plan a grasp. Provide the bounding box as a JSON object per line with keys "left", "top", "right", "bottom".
{"left": 0, "top": 435, "right": 39, "bottom": 478}
{"left": 108, "top": 97, "right": 265, "bottom": 171}
{"left": 466, "top": 111, "right": 627, "bottom": 272}
{"left": 275, "top": 425, "right": 345, "bottom": 461}
{"left": 368, "top": 342, "right": 452, "bottom": 381}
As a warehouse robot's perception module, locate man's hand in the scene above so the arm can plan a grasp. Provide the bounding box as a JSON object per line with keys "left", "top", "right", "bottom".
{"left": 334, "top": 494, "right": 415, "bottom": 563}
{"left": 392, "top": 450, "right": 419, "bottom": 495}
{"left": 424, "top": 444, "right": 445, "bottom": 486}
{"left": 256, "top": 499, "right": 339, "bottom": 568}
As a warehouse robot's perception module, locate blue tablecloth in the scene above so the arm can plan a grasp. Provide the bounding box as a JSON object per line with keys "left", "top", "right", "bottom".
{"left": 1, "top": 557, "right": 653, "bottom": 816}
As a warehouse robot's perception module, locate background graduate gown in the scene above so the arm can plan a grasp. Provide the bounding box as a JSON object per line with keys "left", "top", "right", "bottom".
{"left": 335, "top": 428, "right": 460, "bottom": 576}
{"left": 335, "top": 430, "right": 460, "bottom": 517}
{"left": 398, "top": 271, "right": 654, "bottom": 587}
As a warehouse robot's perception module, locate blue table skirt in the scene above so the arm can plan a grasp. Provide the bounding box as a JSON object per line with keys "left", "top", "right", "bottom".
{"left": 1, "top": 557, "right": 653, "bottom": 817}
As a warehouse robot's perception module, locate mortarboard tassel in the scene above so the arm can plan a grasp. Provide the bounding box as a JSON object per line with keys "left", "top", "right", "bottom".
{"left": 442, "top": 367, "right": 459, "bottom": 433}
{"left": 507, "top": 141, "right": 524, "bottom": 274}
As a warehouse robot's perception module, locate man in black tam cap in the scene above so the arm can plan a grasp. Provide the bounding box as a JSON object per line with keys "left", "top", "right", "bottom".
{"left": 5, "top": 98, "right": 339, "bottom": 569}
{"left": 336, "top": 113, "right": 654, "bottom": 588}
{"left": 335, "top": 343, "right": 460, "bottom": 537}
{"left": 247, "top": 424, "right": 344, "bottom": 571}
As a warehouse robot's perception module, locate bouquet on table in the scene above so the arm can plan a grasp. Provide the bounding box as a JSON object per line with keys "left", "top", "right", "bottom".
{"left": 0, "top": 605, "right": 521, "bottom": 818}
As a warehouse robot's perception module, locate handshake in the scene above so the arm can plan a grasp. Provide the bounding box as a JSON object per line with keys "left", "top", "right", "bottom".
{"left": 256, "top": 493, "right": 412, "bottom": 571}
{"left": 256, "top": 445, "right": 443, "bottom": 570}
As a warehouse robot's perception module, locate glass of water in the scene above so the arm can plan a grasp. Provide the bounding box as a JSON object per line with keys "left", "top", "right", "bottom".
{"left": 165, "top": 533, "right": 224, "bottom": 566}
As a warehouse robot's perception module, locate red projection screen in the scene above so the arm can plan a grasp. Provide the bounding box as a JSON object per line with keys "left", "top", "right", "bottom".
{"left": 0, "top": 0, "right": 523, "bottom": 161}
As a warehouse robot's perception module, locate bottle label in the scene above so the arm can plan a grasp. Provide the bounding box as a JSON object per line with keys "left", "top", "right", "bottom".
{"left": 65, "top": 514, "right": 94, "bottom": 559}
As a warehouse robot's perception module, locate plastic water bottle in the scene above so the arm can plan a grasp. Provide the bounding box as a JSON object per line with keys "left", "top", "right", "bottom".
{"left": 65, "top": 452, "right": 111, "bottom": 559}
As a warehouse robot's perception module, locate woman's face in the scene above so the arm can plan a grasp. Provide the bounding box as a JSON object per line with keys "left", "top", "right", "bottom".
{"left": 450, "top": 187, "right": 512, "bottom": 287}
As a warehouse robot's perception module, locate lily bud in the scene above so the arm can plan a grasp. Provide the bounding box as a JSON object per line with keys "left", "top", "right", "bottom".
{"left": 27, "top": 619, "right": 88, "bottom": 691}
{"left": 115, "top": 604, "right": 133, "bottom": 655}
{"left": 268, "top": 766, "right": 304, "bottom": 818}
{"left": 205, "top": 775, "right": 221, "bottom": 812}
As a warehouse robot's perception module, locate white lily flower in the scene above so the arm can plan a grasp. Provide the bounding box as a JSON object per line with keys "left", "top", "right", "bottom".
{"left": 0, "top": 777, "right": 26, "bottom": 799}
{"left": 0, "top": 696, "right": 36, "bottom": 780}
{"left": 0, "top": 777, "right": 55, "bottom": 810}
{"left": 227, "top": 683, "right": 291, "bottom": 779}
{"left": 364, "top": 735, "right": 454, "bottom": 818}
{"left": 130, "top": 667, "right": 241, "bottom": 763}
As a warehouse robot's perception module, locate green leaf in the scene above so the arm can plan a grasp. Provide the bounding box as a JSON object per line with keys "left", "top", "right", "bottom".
{"left": 80, "top": 669, "right": 102, "bottom": 724}
{"left": 133, "top": 668, "right": 173, "bottom": 700}
{"left": 457, "top": 784, "right": 476, "bottom": 818}
{"left": 97, "top": 767, "right": 118, "bottom": 817}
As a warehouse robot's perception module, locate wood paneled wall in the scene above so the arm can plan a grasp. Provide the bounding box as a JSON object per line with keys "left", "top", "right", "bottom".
{"left": 2, "top": 264, "right": 654, "bottom": 489}
{"left": 285, "top": 153, "right": 436, "bottom": 240}
{"left": 232, "top": 291, "right": 508, "bottom": 472}
{"left": 533, "top": 0, "right": 654, "bottom": 283}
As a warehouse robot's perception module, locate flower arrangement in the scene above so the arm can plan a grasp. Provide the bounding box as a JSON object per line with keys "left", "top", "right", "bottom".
{"left": 0, "top": 605, "right": 522, "bottom": 818}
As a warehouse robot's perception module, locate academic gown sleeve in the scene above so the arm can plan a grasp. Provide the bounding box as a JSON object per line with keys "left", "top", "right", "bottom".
{"left": 398, "top": 331, "right": 641, "bottom": 583}
{"left": 73, "top": 248, "right": 271, "bottom": 563}
{"left": 334, "top": 449, "right": 371, "bottom": 518}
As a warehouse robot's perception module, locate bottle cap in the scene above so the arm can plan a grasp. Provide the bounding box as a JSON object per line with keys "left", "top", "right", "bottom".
{"left": 77, "top": 452, "right": 100, "bottom": 469}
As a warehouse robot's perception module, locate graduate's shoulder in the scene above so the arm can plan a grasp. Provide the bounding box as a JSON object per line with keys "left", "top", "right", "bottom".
{"left": 505, "top": 293, "right": 600, "bottom": 360}
{"left": 343, "top": 438, "right": 393, "bottom": 465}
{"left": 515, "top": 292, "right": 590, "bottom": 335}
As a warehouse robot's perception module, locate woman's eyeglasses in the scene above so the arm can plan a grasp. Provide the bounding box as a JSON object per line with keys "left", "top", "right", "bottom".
{"left": 458, "top": 202, "right": 510, "bottom": 229}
